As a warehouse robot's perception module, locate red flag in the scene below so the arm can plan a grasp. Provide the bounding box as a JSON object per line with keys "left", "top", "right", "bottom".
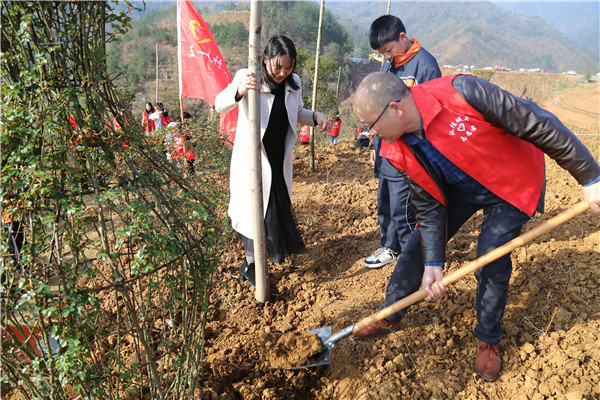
{"left": 177, "top": 0, "right": 230, "bottom": 102}
{"left": 177, "top": 0, "right": 237, "bottom": 140}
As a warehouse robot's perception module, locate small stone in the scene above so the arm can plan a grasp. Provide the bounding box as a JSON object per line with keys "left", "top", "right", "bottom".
{"left": 385, "top": 361, "right": 397, "bottom": 373}
{"left": 565, "top": 390, "right": 582, "bottom": 400}
{"left": 523, "top": 342, "right": 536, "bottom": 354}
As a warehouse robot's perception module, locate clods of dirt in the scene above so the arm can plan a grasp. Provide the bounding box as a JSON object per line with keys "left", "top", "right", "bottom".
{"left": 259, "top": 331, "right": 324, "bottom": 369}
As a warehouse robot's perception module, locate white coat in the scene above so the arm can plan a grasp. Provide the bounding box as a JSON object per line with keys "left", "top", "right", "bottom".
{"left": 215, "top": 69, "right": 315, "bottom": 239}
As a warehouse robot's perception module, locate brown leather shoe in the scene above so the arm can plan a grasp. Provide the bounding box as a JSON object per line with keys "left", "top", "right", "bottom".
{"left": 475, "top": 339, "right": 502, "bottom": 381}
{"left": 351, "top": 319, "right": 400, "bottom": 340}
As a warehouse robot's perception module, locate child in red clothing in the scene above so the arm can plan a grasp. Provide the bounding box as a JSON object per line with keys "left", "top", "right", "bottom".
{"left": 299, "top": 124, "right": 310, "bottom": 145}
{"left": 170, "top": 115, "right": 196, "bottom": 176}
{"left": 329, "top": 115, "right": 341, "bottom": 145}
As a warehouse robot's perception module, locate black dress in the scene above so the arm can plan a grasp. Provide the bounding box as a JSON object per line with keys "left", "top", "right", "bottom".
{"left": 261, "top": 84, "right": 305, "bottom": 263}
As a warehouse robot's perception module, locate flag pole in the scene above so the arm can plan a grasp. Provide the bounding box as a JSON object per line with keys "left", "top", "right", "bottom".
{"left": 248, "top": 0, "right": 268, "bottom": 302}
{"left": 180, "top": 98, "right": 184, "bottom": 124}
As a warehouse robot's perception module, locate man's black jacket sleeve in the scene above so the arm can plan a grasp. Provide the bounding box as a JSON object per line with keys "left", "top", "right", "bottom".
{"left": 454, "top": 75, "right": 600, "bottom": 185}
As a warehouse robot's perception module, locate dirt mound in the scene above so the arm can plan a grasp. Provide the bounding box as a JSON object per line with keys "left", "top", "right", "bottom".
{"left": 490, "top": 71, "right": 581, "bottom": 104}
{"left": 440, "top": 67, "right": 587, "bottom": 105}
{"left": 541, "top": 82, "right": 600, "bottom": 135}
{"left": 259, "top": 331, "right": 324, "bottom": 370}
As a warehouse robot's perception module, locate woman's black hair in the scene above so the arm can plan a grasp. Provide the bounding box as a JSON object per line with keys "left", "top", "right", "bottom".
{"left": 145, "top": 102, "right": 155, "bottom": 114}
{"left": 261, "top": 35, "right": 299, "bottom": 91}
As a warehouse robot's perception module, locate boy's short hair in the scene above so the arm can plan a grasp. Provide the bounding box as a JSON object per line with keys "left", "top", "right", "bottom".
{"left": 369, "top": 15, "right": 407, "bottom": 50}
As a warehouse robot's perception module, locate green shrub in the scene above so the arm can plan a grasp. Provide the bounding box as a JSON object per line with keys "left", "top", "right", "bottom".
{"left": 1, "top": 2, "right": 231, "bottom": 399}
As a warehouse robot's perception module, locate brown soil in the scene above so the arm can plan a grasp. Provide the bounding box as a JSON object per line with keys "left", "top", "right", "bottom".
{"left": 200, "top": 75, "right": 600, "bottom": 400}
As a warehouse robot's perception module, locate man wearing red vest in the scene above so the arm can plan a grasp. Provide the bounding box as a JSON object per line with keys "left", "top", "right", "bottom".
{"left": 352, "top": 72, "right": 600, "bottom": 382}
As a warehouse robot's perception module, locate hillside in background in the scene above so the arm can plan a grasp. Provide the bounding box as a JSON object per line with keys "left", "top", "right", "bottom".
{"left": 326, "top": 1, "right": 598, "bottom": 74}
{"left": 108, "top": 2, "right": 356, "bottom": 118}
{"left": 109, "top": 1, "right": 599, "bottom": 118}
{"left": 122, "top": 0, "right": 599, "bottom": 74}
{"left": 493, "top": 1, "right": 599, "bottom": 56}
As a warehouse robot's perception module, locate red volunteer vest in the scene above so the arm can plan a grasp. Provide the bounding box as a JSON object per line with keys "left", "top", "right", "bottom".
{"left": 380, "top": 75, "right": 545, "bottom": 215}
{"left": 299, "top": 125, "right": 310, "bottom": 143}
{"left": 331, "top": 119, "right": 342, "bottom": 137}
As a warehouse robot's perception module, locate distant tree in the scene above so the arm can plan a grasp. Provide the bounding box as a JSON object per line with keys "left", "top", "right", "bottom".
{"left": 235, "top": 2, "right": 249, "bottom": 11}
{"left": 359, "top": 42, "right": 372, "bottom": 60}
{"left": 298, "top": 51, "right": 340, "bottom": 116}
{"left": 154, "top": 27, "right": 174, "bottom": 44}
{"left": 107, "top": 6, "right": 177, "bottom": 92}
{"left": 210, "top": 21, "right": 248, "bottom": 49}
{"left": 262, "top": 1, "right": 353, "bottom": 59}
{"left": 338, "top": 64, "right": 354, "bottom": 98}
{"left": 542, "top": 53, "right": 555, "bottom": 72}
{"left": 125, "top": 42, "right": 155, "bottom": 84}
{"left": 116, "top": 87, "right": 135, "bottom": 109}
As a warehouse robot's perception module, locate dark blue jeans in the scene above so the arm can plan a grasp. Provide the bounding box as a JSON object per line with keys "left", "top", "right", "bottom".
{"left": 382, "top": 187, "right": 534, "bottom": 344}
{"left": 378, "top": 177, "right": 416, "bottom": 253}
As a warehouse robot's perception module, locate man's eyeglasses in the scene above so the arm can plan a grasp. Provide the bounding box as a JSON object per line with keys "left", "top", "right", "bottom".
{"left": 361, "top": 99, "right": 402, "bottom": 133}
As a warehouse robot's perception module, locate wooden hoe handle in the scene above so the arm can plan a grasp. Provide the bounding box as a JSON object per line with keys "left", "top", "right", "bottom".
{"left": 353, "top": 201, "right": 591, "bottom": 334}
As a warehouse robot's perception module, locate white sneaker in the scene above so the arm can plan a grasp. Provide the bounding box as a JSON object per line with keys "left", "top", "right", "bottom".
{"left": 364, "top": 247, "right": 400, "bottom": 268}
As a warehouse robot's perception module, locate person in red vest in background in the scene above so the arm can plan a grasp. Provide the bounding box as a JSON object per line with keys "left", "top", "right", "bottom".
{"left": 142, "top": 102, "right": 156, "bottom": 133}
{"left": 329, "top": 115, "right": 341, "bottom": 145}
{"left": 69, "top": 115, "right": 78, "bottom": 131}
{"left": 68, "top": 113, "right": 100, "bottom": 149}
{"left": 299, "top": 124, "right": 310, "bottom": 145}
{"left": 171, "top": 113, "right": 196, "bottom": 177}
{"left": 155, "top": 102, "right": 171, "bottom": 128}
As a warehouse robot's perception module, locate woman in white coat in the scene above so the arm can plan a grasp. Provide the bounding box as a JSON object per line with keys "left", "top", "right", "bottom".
{"left": 215, "top": 35, "right": 330, "bottom": 287}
